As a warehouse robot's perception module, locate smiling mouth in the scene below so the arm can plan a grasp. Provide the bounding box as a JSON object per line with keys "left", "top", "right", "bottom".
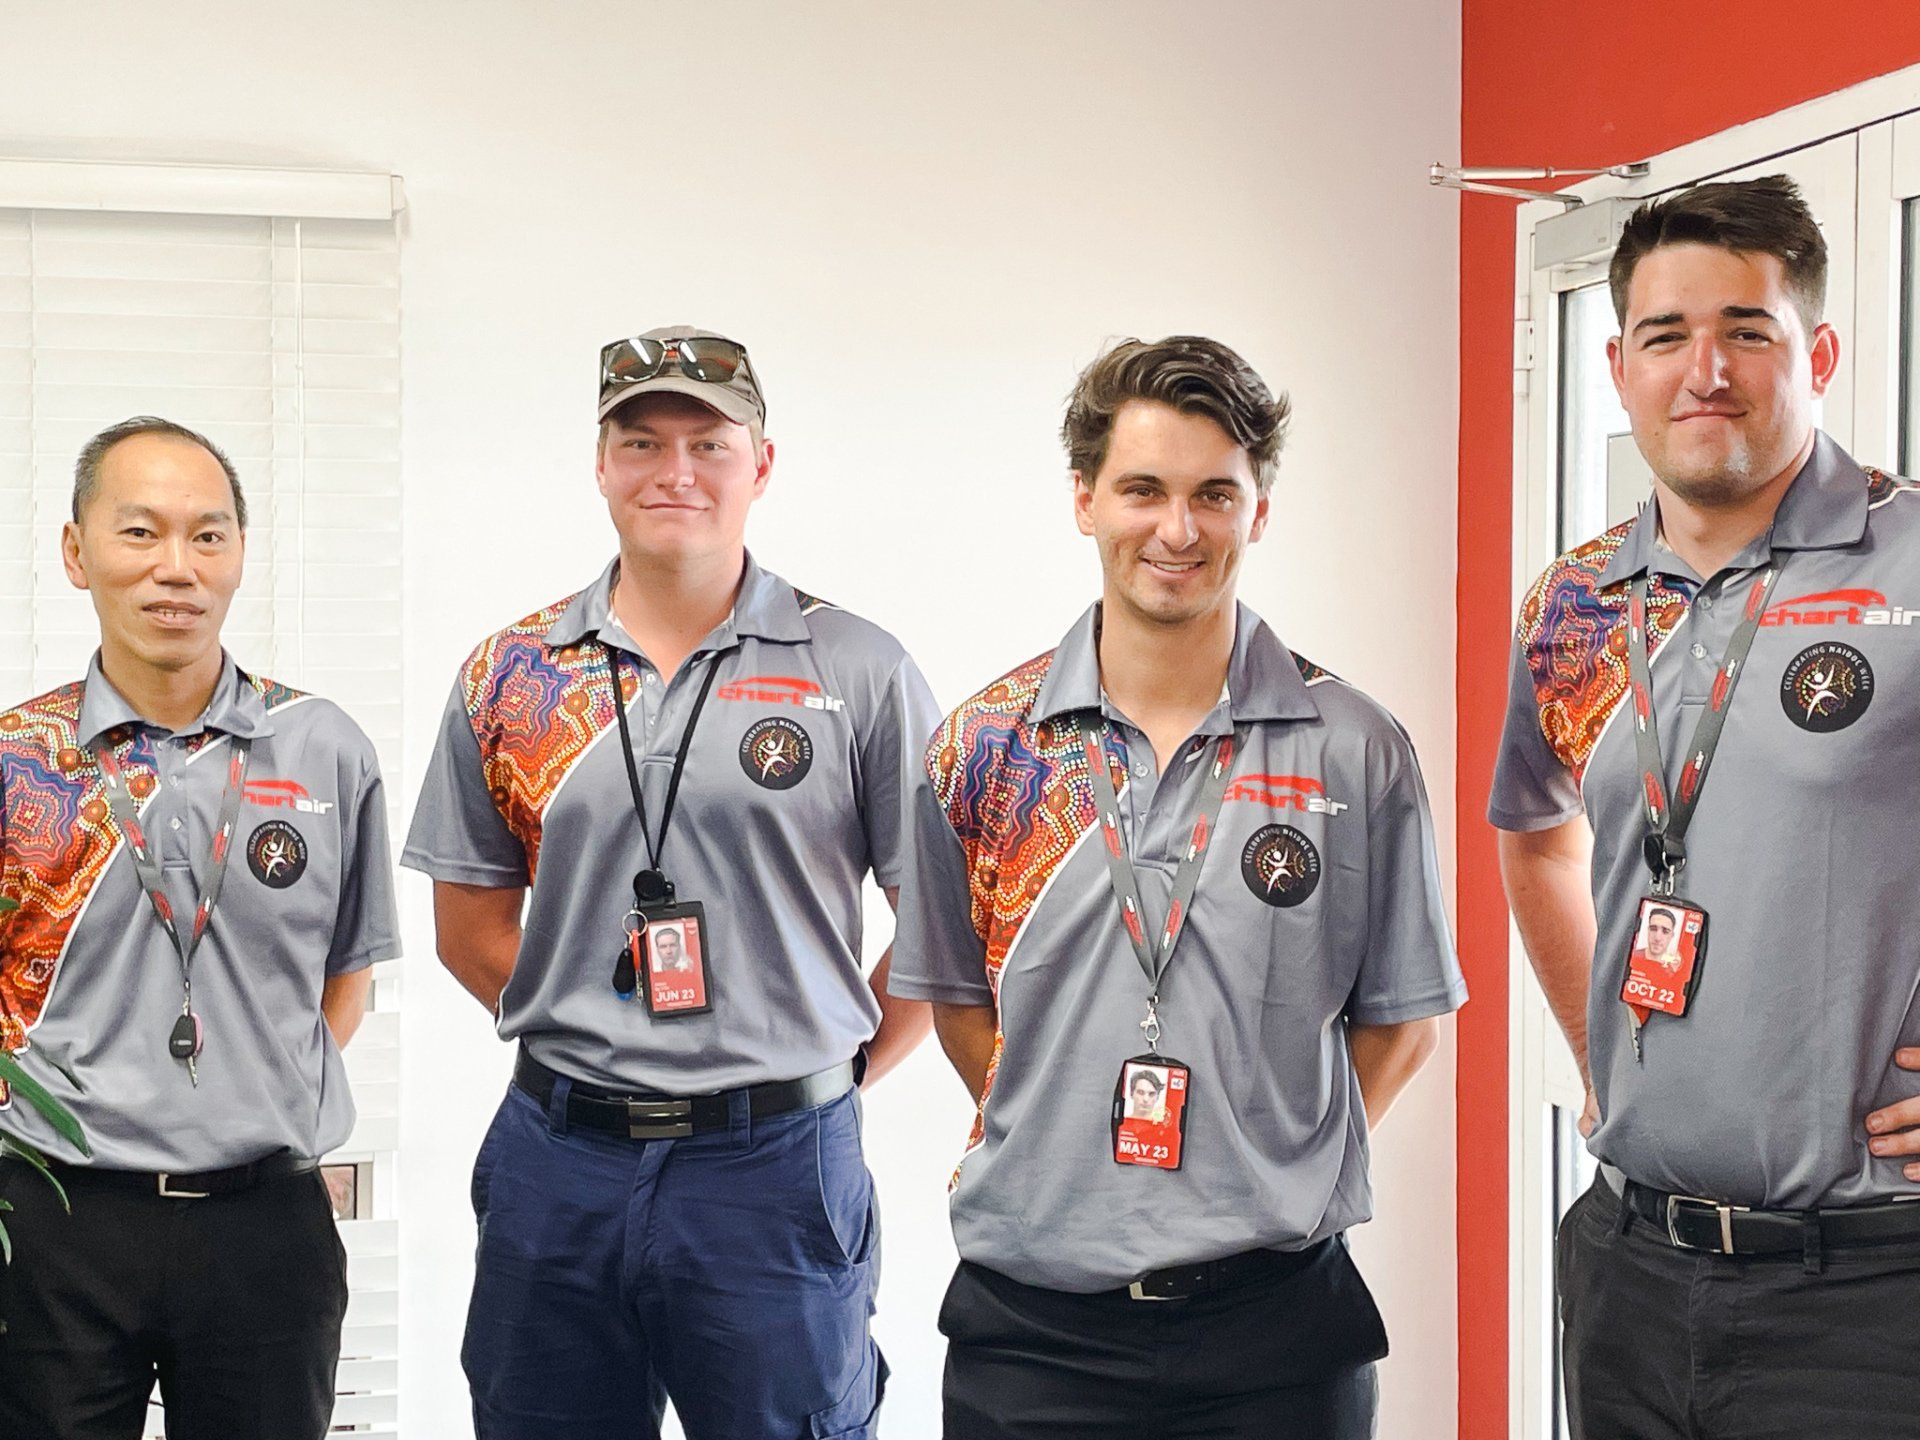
{"left": 1143, "top": 559, "right": 1204, "bottom": 575}
{"left": 143, "top": 603, "right": 205, "bottom": 624}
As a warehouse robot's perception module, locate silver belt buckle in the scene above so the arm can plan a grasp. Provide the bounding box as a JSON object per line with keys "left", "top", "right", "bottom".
{"left": 1664, "top": 1194, "right": 1748, "bottom": 1253}
{"left": 156, "top": 1172, "right": 210, "bottom": 1199}
{"left": 625, "top": 1098, "right": 694, "bottom": 1139}
{"left": 1127, "top": 1278, "right": 1176, "bottom": 1302}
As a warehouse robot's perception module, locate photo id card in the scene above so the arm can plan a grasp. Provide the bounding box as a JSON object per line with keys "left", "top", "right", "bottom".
{"left": 1111, "top": 1055, "right": 1191, "bottom": 1171}
{"left": 1620, "top": 895, "right": 1708, "bottom": 1021}
{"left": 641, "top": 901, "right": 712, "bottom": 1018}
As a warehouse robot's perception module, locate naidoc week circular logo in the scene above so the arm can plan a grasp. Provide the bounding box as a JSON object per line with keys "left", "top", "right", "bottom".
{"left": 1780, "top": 642, "right": 1874, "bottom": 733}
{"left": 739, "top": 717, "right": 813, "bottom": 790}
{"left": 247, "top": 821, "right": 308, "bottom": 888}
{"left": 1240, "top": 825, "right": 1321, "bottom": 908}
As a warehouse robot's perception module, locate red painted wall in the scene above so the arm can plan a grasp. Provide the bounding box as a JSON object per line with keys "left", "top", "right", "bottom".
{"left": 1457, "top": 10, "right": 1920, "bottom": 1437}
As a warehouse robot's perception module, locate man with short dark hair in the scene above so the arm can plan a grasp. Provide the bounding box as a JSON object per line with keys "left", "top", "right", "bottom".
{"left": 1641, "top": 908, "right": 1678, "bottom": 970}
{"left": 0, "top": 416, "right": 398, "bottom": 1440}
{"left": 1494, "top": 175, "right": 1920, "bottom": 1438}
{"left": 892, "top": 335, "right": 1465, "bottom": 1439}
{"left": 405, "top": 327, "right": 937, "bottom": 1440}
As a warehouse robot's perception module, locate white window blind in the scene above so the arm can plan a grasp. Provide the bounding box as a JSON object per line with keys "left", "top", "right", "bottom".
{"left": 0, "top": 182, "right": 402, "bottom": 1437}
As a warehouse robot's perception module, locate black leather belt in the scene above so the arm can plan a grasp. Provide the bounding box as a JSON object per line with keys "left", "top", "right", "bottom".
{"left": 29, "top": 1150, "right": 316, "bottom": 1199}
{"left": 1115, "top": 1238, "right": 1326, "bottom": 1302}
{"left": 1623, "top": 1180, "right": 1920, "bottom": 1256}
{"left": 513, "top": 1049, "right": 854, "bottom": 1140}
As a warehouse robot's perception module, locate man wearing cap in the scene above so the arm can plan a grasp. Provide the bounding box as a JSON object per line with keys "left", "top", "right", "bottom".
{"left": 404, "top": 328, "right": 938, "bottom": 1440}
{"left": 0, "top": 416, "right": 399, "bottom": 1440}
{"left": 1494, "top": 176, "right": 1920, "bottom": 1437}
{"left": 891, "top": 335, "right": 1465, "bottom": 1438}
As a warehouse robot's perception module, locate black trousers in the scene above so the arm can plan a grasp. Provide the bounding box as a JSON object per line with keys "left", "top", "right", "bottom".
{"left": 0, "top": 1158, "right": 348, "bottom": 1440}
{"left": 1558, "top": 1178, "right": 1920, "bottom": 1440}
{"left": 940, "top": 1238, "right": 1386, "bottom": 1440}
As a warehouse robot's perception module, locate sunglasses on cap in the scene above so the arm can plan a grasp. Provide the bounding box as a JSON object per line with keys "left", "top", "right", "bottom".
{"left": 600, "top": 335, "right": 753, "bottom": 389}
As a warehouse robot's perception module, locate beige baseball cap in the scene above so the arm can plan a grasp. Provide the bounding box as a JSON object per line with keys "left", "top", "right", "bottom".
{"left": 597, "top": 325, "right": 766, "bottom": 429}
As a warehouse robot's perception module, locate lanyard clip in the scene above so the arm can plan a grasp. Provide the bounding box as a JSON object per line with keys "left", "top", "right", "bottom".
{"left": 1140, "top": 994, "right": 1163, "bottom": 1054}
{"left": 1642, "top": 833, "right": 1686, "bottom": 896}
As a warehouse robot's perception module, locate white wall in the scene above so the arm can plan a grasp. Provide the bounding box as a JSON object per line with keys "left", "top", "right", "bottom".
{"left": 0, "top": 4, "right": 1462, "bottom": 1435}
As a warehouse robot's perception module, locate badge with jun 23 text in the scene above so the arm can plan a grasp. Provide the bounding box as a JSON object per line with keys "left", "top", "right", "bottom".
{"left": 1111, "top": 1055, "right": 1191, "bottom": 1170}
{"left": 639, "top": 901, "right": 713, "bottom": 1018}
{"left": 1620, "top": 895, "right": 1708, "bottom": 1024}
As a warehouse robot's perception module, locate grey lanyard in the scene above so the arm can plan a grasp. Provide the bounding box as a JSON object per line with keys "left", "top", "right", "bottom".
{"left": 1625, "top": 565, "right": 1781, "bottom": 892}
{"left": 1077, "top": 715, "right": 1236, "bottom": 1048}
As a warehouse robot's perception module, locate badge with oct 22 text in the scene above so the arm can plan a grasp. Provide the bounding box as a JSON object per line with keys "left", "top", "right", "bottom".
{"left": 1620, "top": 896, "right": 1707, "bottom": 1023}
{"left": 1111, "top": 1055, "right": 1191, "bottom": 1170}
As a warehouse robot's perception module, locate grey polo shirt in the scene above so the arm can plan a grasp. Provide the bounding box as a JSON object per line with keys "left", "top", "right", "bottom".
{"left": 402, "top": 555, "right": 939, "bottom": 1094}
{"left": 1491, "top": 432, "right": 1920, "bottom": 1208}
{"left": 0, "top": 654, "right": 399, "bottom": 1172}
{"left": 889, "top": 603, "right": 1465, "bottom": 1293}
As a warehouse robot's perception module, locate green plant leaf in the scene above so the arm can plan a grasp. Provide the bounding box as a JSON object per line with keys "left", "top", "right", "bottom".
{"left": 0, "top": 1051, "right": 88, "bottom": 1156}
{"left": 0, "top": 1136, "right": 68, "bottom": 1213}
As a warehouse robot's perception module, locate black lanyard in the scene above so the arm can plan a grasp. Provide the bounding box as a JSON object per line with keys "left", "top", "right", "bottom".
{"left": 1625, "top": 565, "right": 1781, "bottom": 893}
{"left": 601, "top": 643, "right": 720, "bottom": 907}
{"left": 92, "top": 732, "right": 251, "bottom": 1084}
{"left": 1078, "top": 715, "right": 1236, "bottom": 1050}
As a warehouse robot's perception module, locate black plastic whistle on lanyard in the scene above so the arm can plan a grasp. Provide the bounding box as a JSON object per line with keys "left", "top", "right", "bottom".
{"left": 601, "top": 643, "right": 719, "bottom": 996}
{"left": 93, "top": 735, "right": 252, "bottom": 1086}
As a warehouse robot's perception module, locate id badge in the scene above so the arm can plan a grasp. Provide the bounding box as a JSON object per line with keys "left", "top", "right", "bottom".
{"left": 640, "top": 901, "right": 713, "bottom": 1018}
{"left": 1111, "top": 1054, "right": 1191, "bottom": 1170}
{"left": 1620, "top": 896, "right": 1708, "bottom": 1021}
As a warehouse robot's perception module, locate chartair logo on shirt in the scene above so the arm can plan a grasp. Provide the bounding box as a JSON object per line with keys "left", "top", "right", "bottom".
{"left": 243, "top": 778, "right": 336, "bottom": 814}
{"left": 1223, "top": 773, "right": 1349, "bottom": 815}
{"left": 739, "top": 717, "right": 814, "bottom": 790}
{"left": 1780, "top": 642, "right": 1875, "bottom": 732}
{"left": 1240, "top": 824, "right": 1321, "bottom": 908}
{"left": 716, "top": 675, "right": 847, "bottom": 713}
{"left": 1761, "top": 588, "right": 1920, "bottom": 628}
{"left": 247, "top": 820, "right": 309, "bottom": 888}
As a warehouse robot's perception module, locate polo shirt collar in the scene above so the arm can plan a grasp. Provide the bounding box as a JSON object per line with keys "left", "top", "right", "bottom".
{"left": 543, "top": 551, "right": 811, "bottom": 654}
{"left": 78, "top": 651, "right": 271, "bottom": 748}
{"left": 1031, "top": 602, "right": 1320, "bottom": 731}
{"left": 1597, "top": 430, "right": 1870, "bottom": 587}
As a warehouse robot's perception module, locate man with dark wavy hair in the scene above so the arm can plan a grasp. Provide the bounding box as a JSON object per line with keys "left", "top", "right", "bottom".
{"left": 893, "top": 336, "right": 1464, "bottom": 1438}
{"left": 1495, "top": 174, "right": 1920, "bottom": 1438}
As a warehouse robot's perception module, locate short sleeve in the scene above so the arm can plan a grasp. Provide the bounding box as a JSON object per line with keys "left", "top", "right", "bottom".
{"left": 326, "top": 740, "right": 402, "bottom": 976}
{"left": 1345, "top": 726, "right": 1468, "bottom": 1027}
{"left": 857, "top": 652, "right": 943, "bottom": 889}
{"left": 1487, "top": 638, "right": 1585, "bottom": 832}
{"left": 887, "top": 730, "right": 993, "bottom": 1005}
{"left": 400, "top": 679, "right": 529, "bottom": 887}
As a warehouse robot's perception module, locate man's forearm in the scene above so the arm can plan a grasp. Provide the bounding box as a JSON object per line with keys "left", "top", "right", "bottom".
{"left": 1499, "top": 822, "right": 1598, "bottom": 1084}
{"left": 431, "top": 881, "right": 526, "bottom": 1014}
{"left": 1350, "top": 1018, "right": 1439, "bottom": 1127}
{"left": 321, "top": 968, "right": 375, "bottom": 1047}
{"left": 862, "top": 950, "right": 933, "bottom": 1086}
{"left": 932, "top": 1001, "right": 998, "bottom": 1102}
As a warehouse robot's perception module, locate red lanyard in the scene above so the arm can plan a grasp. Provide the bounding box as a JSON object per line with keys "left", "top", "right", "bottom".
{"left": 92, "top": 735, "right": 252, "bottom": 1082}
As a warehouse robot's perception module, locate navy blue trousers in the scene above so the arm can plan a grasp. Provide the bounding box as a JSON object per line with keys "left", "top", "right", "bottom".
{"left": 462, "top": 1079, "right": 886, "bottom": 1440}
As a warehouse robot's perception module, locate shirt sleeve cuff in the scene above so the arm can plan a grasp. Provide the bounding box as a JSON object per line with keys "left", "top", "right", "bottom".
{"left": 1347, "top": 978, "right": 1470, "bottom": 1027}
{"left": 886, "top": 973, "right": 994, "bottom": 1005}
{"left": 398, "top": 848, "right": 528, "bottom": 887}
{"left": 1486, "top": 800, "right": 1585, "bottom": 833}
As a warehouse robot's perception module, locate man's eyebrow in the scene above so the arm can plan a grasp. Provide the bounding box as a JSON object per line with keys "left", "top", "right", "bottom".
{"left": 1632, "top": 305, "right": 1780, "bottom": 336}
